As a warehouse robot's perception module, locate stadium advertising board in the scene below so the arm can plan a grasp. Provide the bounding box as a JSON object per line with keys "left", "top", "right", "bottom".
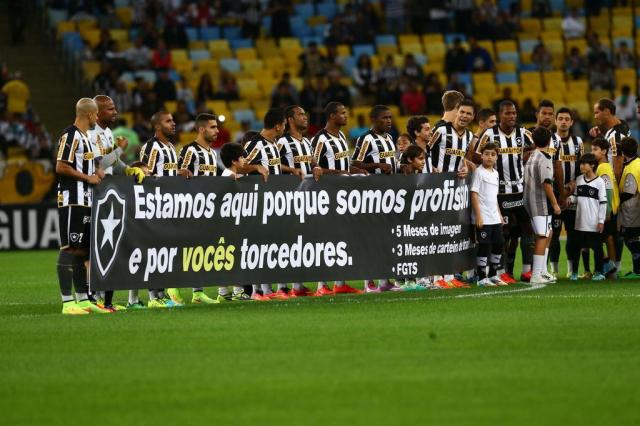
{"left": 90, "top": 174, "right": 474, "bottom": 291}
{"left": 0, "top": 204, "right": 59, "bottom": 250}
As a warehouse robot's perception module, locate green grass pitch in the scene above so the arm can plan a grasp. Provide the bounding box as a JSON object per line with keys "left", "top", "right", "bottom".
{"left": 1, "top": 248, "right": 639, "bottom": 425}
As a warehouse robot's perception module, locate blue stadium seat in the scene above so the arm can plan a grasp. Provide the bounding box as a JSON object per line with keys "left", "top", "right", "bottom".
{"left": 169, "top": 69, "right": 181, "bottom": 82}
{"left": 200, "top": 26, "right": 220, "bottom": 41}
{"left": 119, "top": 72, "right": 134, "bottom": 83}
{"left": 62, "top": 32, "right": 83, "bottom": 53}
{"left": 375, "top": 34, "right": 396, "bottom": 47}
{"left": 313, "top": 24, "right": 328, "bottom": 37}
{"left": 496, "top": 72, "right": 518, "bottom": 84}
{"left": 317, "top": 2, "right": 338, "bottom": 20}
{"left": 48, "top": 9, "right": 68, "bottom": 29}
{"left": 129, "top": 28, "right": 139, "bottom": 40}
{"left": 114, "top": 0, "right": 130, "bottom": 7}
{"left": 498, "top": 0, "right": 512, "bottom": 9}
{"left": 549, "top": 0, "right": 565, "bottom": 14}
{"left": 498, "top": 51, "right": 520, "bottom": 64}
{"left": 219, "top": 58, "right": 241, "bottom": 73}
{"left": 457, "top": 73, "right": 472, "bottom": 86}
{"left": 636, "top": 16, "right": 640, "bottom": 29}
{"left": 231, "top": 38, "right": 253, "bottom": 49}
{"left": 519, "top": 39, "right": 539, "bottom": 54}
{"left": 413, "top": 53, "right": 427, "bottom": 66}
{"left": 261, "top": 16, "right": 272, "bottom": 33}
{"left": 189, "top": 49, "right": 211, "bottom": 61}
{"left": 352, "top": 44, "right": 375, "bottom": 58}
{"left": 301, "top": 36, "right": 323, "bottom": 47}
{"left": 519, "top": 63, "right": 539, "bottom": 71}
{"left": 445, "top": 33, "right": 467, "bottom": 44}
{"left": 291, "top": 17, "right": 313, "bottom": 37}
{"left": 341, "top": 56, "right": 357, "bottom": 74}
{"left": 294, "top": 3, "right": 314, "bottom": 20}
{"left": 233, "top": 109, "right": 256, "bottom": 123}
{"left": 223, "top": 26, "right": 242, "bottom": 40}
{"left": 185, "top": 27, "right": 199, "bottom": 42}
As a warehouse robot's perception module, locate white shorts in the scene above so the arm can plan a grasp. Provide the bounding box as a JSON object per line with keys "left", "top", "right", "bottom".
{"left": 531, "top": 215, "right": 552, "bottom": 237}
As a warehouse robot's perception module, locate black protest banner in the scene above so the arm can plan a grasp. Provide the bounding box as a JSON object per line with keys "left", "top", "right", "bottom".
{"left": 89, "top": 173, "right": 474, "bottom": 291}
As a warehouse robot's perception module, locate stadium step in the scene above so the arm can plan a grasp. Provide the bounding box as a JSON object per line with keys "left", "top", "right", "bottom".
{"left": 0, "top": 2, "right": 79, "bottom": 136}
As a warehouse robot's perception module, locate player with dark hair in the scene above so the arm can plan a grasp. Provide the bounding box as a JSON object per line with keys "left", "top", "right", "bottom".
{"left": 524, "top": 127, "right": 561, "bottom": 284}
{"left": 311, "top": 102, "right": 358, "bottom": 177}
{"left": 618, "top": 137, "right": 640, "bottom": 278}
{"left": 591, "top": 98, "right": 631, "bottom": 182}
{"left": 55, "top": 98, "right": 109, "bottom": 314}
{"left": 351, "top": 105, "right": 397, "bottom": 175}
{"left": 474, "top": 100, "right": 534, "bottom": 284}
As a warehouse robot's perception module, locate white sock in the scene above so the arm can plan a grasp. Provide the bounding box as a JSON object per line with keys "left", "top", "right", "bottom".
{"left": 75, "top": 292, "right": 88, "bottom": 301}
{"left": 378, "top": 279, "right": 389, "bottom": 287}
{"left": 95, "top": 291, "right": 105, "bottom": 300}
{"left": 318, "top": 281, "right": 328, "bottom": 288}
{"left": 128, "top": 289, "right": 139, "bottom": 304}
{"left": 615, "top": 261, "right": 621, "bottom": 270}
{"left": 218, "top": 286, "right": 229, "bottom": 296}
{"left": 522, "top": 264, "right": 532, "bottom": 273}
{"left": 261, "top": 284, "right": 272, "bottom": 294}
{"left": 233, "top": 286, "right": 244, "bottom": 294}
{"left": 252, "top": 284, "right": 259, "bottom": 293}
{"left": 444, "top": 274, "right": 454, "bottom": 281}
{"left": 544, "top": 249, "right": 549, "bottom": 272}
{"left": 532, "top": 255, "right": 545, "bottom": 275}
{"left": 277, "top": 283, "right": 287, "bottom": 290}
{"left": 293, "top": 283, "right": 303, "bottom": 290}
{"left": 567, "top": 260, "right": 573, "bottom": 274}
{"left": 335, "top": 280, "right": 345, "bottom": 286}
{"left": 62, "top": 294, "right": 74, "bottom": 303}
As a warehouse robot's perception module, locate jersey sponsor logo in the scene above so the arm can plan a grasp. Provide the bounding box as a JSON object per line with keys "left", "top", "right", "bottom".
{"left": 543, "top": 147, "right": 556, "bottom": 155}
{"left": 293, "top": 155, "right": 312, "bottom": 163}
{"left": 197, "top": 164, "right": 217, "bottom": 172}
{"left": 334, "top": 151, "right": 350, "bottom": 160}
{"left": 163, "top": 163, "right": 178, "bottom": 171}
{"left": 268, "top": 158, "right": 282, "bottom": 166}
{"left": 379, "top": 151, "right": 395, "bottom": 159}
{"left": 500, "top": 198, "right": 524, "bottom": 209}
{"left": 93, "top": 188, "right": 126, "bottom": 278}
{"left": 559, "top": 154, "right": 577, "bottom": 161}
{"left": 83, "top": 152, "right": 95, "bottom": 160}
{"left": 497, "top": 147, "right": 523, "bottom": 155}
{"left": 444, "top": 148, "right": 467, "bottom": 157}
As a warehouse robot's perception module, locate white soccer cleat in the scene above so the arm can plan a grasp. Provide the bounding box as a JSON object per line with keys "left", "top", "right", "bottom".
{"left": 477, "top": 278, "right": 497, "bottom": 287}
{"left": 530, "top": 273, "right": 555, "bottom": 284}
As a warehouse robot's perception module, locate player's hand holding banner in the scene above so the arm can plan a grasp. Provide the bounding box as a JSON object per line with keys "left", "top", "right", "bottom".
{"left": 90, "top": 174, "right": 474, "bottom": 291}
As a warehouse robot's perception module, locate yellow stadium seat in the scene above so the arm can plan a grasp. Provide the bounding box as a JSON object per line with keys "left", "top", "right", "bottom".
{"left": 401, "top": 42, "right": 423, "bottom": 54}
{"left": 209, "top": 39, "right": 230, "bottom": 50}
{"left": 173, "top": 60, "right": 193, "bottom": 77}
{"left": 590, "top": 90, "right": 612, "bottom": 105}
{"left": 612, "top": 7, "right": 632, "bottom": 16}
{"left": 540, "top": 31, "right": 562, "bottom": 42}
{"left": 115, "top": 7, "right": 133, "bottom": 27}
{"left": 196, "top": 59, "right": 218, "bottom": 73}
{"left": 236, "top": 48, "right": 257, "bottom": 61}
{"left": 82, "top": 28, "right": 101, "bottom": 48}
{"left": 399, "top": 34, "right": 420, "bottom": 45}
{"left": 422, "top": 63, "right": 443, "bottom": 74}
{"left": 567, "top": 100, "right": 591, "bottom": 120}
{"left": 544, "top": 17, "right": 562, "bottom": 31}
{"left": 282, "top": 50, "right": 301, "bottom": 66}
{"left": 377, "top": 44, "right": 397, "bottom": 56}
{"left": 473, "top": 72, "right": 495, "bottom": 86}
{"left": 229, "top": 100, "right": 250, "bottom": 111}
{"left": 242, "top": 59, "right": 263, "bottom": 72}
{"left": 495, "top": 40, "right": 518, "bottom": 53}
{"left": 421, "top": 33, "right": 444, "bottom": 44}
{"left": 520, "top": 71, "right": 542, "bottom": 86}
{"left": 188, "top": 40, "right": 206, "bottom": 50}
{"left": 497, "top": 82, "right": 520, "bottom": 94}
{"left": 565, "top": 39, "right": 587, "bottom": 54}
{"left": 477, "top": 40, "right": 495, "bottom": 58}
{"left": 77, "top": 19, "right": 96, "bottom": 35}
{"left": 179, "top": 132, "right": 198, "bottom": 145}
{"left": 279, "top": 37, "right": 302, "bottom": 51}
{"left": 496, "top": 62, "right": 517, "bottom": 73}
{"left": 263, "top": 56, "right": 285, "bottom": 71}
{"left": 115, "top": 40, "right": 132, "bottom": 52}
{"left": 81, "top": 61, "right": 101, "bottom": 82}
{"left": 109, "top": 29, "right": 128, "bottom": 43}
{"left": 56, "top": 21, "right": 76, "bottom": 39}
{"left": 206, "top": 101, "right": 229, "bottom": 115}
{"left": 612, "top": 27, "right": 633, "bottom": 38}
{"left": 171, "top": 49, "right": 189, "bottom": 62}
{"left": 588, "top": 15, "right": 610, "bottom": 31}
{"left": 237, "top": 79, "right": 259, "bottom": 90}
{"left": 337, "top": 44, "right": 351, "bottom": 57}
{"left": 164, "top": 101, "right": 177, "bottom": 113}
{"left": 520, "top": 18, "right": 542, "bottom": 33}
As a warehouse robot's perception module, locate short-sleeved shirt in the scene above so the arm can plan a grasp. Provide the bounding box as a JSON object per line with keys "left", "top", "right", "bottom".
{"left": 574, "top": 175, "right": 607, "bottom": 232}
{"left": 222, "top": 168, "right": 243, "bottom": 178}
{"left": 429, "top": 122, "right": 472, "bottom": 172}
{"left": 604, "top": 121, "right": 631, "bottom": 165}
{"left": 553, "top": 134, "right": 583, "bottom": 186}
{"left": 351, "top": 130, "right": 397, "bottom": 174}
{"left": 524, "top": 149, "right": 554, "bottom": 216}
{"left": 278, "top": 134, "right": 313, "bottom": 176}
{"left": 139, "top": 137, "right": 179, "bottom": 177}
{"left": 311, "top": 129, "right": 350, "bottom": 171}
{"left": 244, "top": 134, "right": 282, "bottom": 175}
{"left": 89, "top": 123, "right": 117, "bottom": 175}
{"left": 178, "top": 141, "right": 218, "bottom": 176}
{"left": 470, "top": 166, "right": 501, "bottom": 225}
{"left": 596, "top": 162, "right": 619, "bottom": 214}
{"left": 56, "top": 125, "right": 97, "bottom": 207}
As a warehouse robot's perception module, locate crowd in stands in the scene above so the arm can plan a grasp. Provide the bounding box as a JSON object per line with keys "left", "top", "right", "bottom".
{"left": 0, "top": 61, "right": 53, "bottom": 163}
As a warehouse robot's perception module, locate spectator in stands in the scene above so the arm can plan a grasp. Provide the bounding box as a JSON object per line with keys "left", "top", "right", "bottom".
{"left": 174, "top": 100, "right": 195, "bottom": 133}
{"left": 493, "top": 11, "right": 516, "bottom": 40}
{"left": 614, "top": 42, "right": 635, "bottom": 69}
{"left": 133, "top": 110, "right": 153, "bottom": 144}
{"left": 214, "top": 70, "right": 239, "bottom": 101}
{"left": 177, "top": 75, "right": 196, "bottom": 115}
{"left": 377, "top": 55, "right": 400, "bottom": 87}
{"left": 153, "top": 69, "right": 177, "bottom": 103}
{"left": 299, "top": 42, "right": 327, "bottom": 78}
{"left": 615, "top": 85, "right": 636, "bottom": 125}
{"left": 241, "top": 1, "right": 262, "bottom": 39}
{"left": 385, "top": 0, "right": 406, "bottom": 34}
{"left": 1, "top": 71, "right": 30, "bottom": 115}
{"left": 402, "top": 54, "right": 424, "bottom": 85}
{"left": 269, "top": 0, "right": 292, "bottom": 39}
{"left": 565, "top": 47, "right": 587, "bottom": 80}
{"left": 401, "top": 81, "right": 426, "bottom": 116}
{"left": 447, "top": 74, "right": 468, "bottom": 95}
{"left": 7, "top": 0, "right": 26, "bottom": 45}
{"left": 531, "top": 0, "right": 551, "bottom": 18}
{"left": 111, "top": 80, "right": 133, "bottom": 113}
{"left": 152, "top": 40, "right": 172, "bottom": 69}
{"left": 93, "top": 29, "right": 117, "bottom": 61}
{"left": 468, "top": 10, "right": 494, "bottom": 40}
{"left": 424, "top": 72, "right": 444, "bottom": 115}
{"left": 132, "top": 77, "right": 150, "bottom": 109}
{"left": 562, "top": 8, "right": 585, "bottom": 39}
{"left": 325, "top": 70, "right": 352, "bottom": 108}
{"left": 352, "top": 54, "right": 376, "bottom": 98}
{"left": 492, "top": 87, "right": 518, "bottom": 113}
{"left": 272, "top": 72, "right": 299, "bottom": 103}
{"left": 162, "top": 21, "right": 188, "bottom": 49}
{"left": 141, "top": 90, "right": 163, "bottom": 118}
{"left": 196, "top": 74, "right": 215, "bottom": 103}
{"left": 445, "top": 38, "right": 467, "bottom": 75}
{"left": 589, "top": 57, "right": 615, "bottom": 91}
{"left": 479, "top": 0, "right": 498, "bottom": 20}
{"left": 586, "top": 32, "right": 607, "bottom": 64}
{"left": 299, "top": 77, "right": 327, "bottom": 127}
{"left": 465, "top": 37, "right": 494, "bottom": 72}
{"left": 271, "top": 82, "right": 297, "bottom": 109}
{"left": 519, "top": 98, "right": 537, "bottom": 123}
{"left": 531, "top": 42, "right": 553, "bottom": 71}
{"left": 353, "top": 10, "right": 375, "bottom": 44}
{"left": 325, "top": 15, "right": 351, "bottom": 46}
{"left": 452, "top": 0, "right": 474, "bottom": 33}
{"left": 125, "top": 36, "right": 152, "bottom": 70}
{"left": 113, "top": 118, "right": 141, "bottom": 163}
{"left": 139, "top": 19, "right": 160, "bottom": 49}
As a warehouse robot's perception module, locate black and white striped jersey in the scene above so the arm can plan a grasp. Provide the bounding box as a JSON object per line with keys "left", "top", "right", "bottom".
{"left": 178, "top": 141, "right": 218, "bottom": 176}
{"left": 140, "top": 137, "right": 179, "bottom": 177}
{"left": 56, "top": 125, "right": 97, "bottom": 207}
{"left": 244, "top": 134, "right": 282, "bottom": 175}
{"left": 604, "top": 121, "right": 631, "bottom": 165}
{"left": 278, "top": 134, "right": 313, "bottom": 176}
{"left": 553, "top": 134, "right": 583, "bottom": 185}
{"left": 351, "top": 130, "right": 397, "bottom": 174}
{"left": 476, "top": 125, "right": 533, "bottom": 194}
{"left": 429, "top": 122, "right": 472, "bottom": 172}
{"left": 311, "top": 129, "right": 350, "bottom": 171}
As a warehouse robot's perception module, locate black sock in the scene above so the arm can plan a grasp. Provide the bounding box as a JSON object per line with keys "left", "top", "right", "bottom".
{"left": 71, "top": 255, "right": 90, "bottom": 296}
{"left": 582, "top": 250, "right": 591, "bottom": 272}
{"left": 105, "top": 291, "right": 114, "bottom": 306}
{"left": 56, "top": 251, "right": 74, "bottom": 298}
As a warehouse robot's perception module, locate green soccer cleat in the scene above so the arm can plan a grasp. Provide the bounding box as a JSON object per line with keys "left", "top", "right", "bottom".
{"left": 166, "top": 288, "right": 184, "bottom": 304}
{"left": 216, "top": 294, "right": 233, "bottom": 303}
{"left": 161, "top": 296, "right": 182, "bottom": 307}
{"left": 147, "top": 298, "right": 167, "bottom": 309}
{"left": 192, "top": 291, "right": 218, "bottom": 304}
{"left": 62, "top": 301, "right": 89, "bottom": 315}
{"left": 399, "top": 280, "right": 419, "bottom": 291}
{"left": 126, "top": 301, "right": 146, "bottom": 310}
{"left": 76, "top": 300, "right": 111, "bottom": 314}
{"left": 232, "top": 291, "right": 252, "bottom": 301}
{"left": 622, "top": 272, "right": 640, "bottom": 279}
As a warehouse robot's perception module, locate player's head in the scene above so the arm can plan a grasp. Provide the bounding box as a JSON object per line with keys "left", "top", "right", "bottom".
{"left": 406, "top": 115, "right": 430, "bottom": 142}
{"left": 396, "top": 133, "right": 411, "bottom": 153}
{"left": 221, "top": 142, "right": 246, "bottom": 169}
{"left": 75, "top": 97, "right": 98, "bottom": 129}
{"left": 129, "top": 160, "right": 151, "bottom": 176}
{"left": 477, "top": 108, "right": 496, "bottom": 130}
{"left": 620, "top": 137, "right": 638, "bottom": 159}
{"left": 402, "top": 144, "right": 425, "bottom": 171}
{"left": 263, "top": 108, "right": 286, "bottom": 137}
{"left": 579, "top": 153, "right": 599, "bottom": 174}
{"left": 241, "top": 130, "right": 259, "bottom": 144}
{"left": 151, "top": 111, "right": 176, "bottom": 138}
{"left": 590, "top": 137, "right": 609, "bottom": 162}
{"left": 454, "top": 99, "right": 475, "bottom": 129}
{"left": 555, "top": 107, "right": 574, "bottom": 132}
{"left": 532, "top": 126, "right": 551, "bottom": 148}
{"left": 284, "top": 105, "right": 308, "bottom": 134}
{"left": 442, "top": 90, "right": 464, "bottom": 112}
{"left": 498, "top": 100, "right": 517, "bottom": 130}
{"left": 535, "top": 99, "right": 555, "bottom": 129}
{"left": 93, "top": 95, "right": 117, "bottom": 126}
{"left": 594, "top": 98, "right": 616, "bottom": 126}
{"left": 370, "top": 105, "right": 392, "bottom": 133}
{"left": 195, "top": 113, "right": 219, "bottom": 144}
{"left": 324, "top": 101, "right": 347, "bottom": 127}
{"left": 479, "top": 142, "right": 498, "bottom": 168}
